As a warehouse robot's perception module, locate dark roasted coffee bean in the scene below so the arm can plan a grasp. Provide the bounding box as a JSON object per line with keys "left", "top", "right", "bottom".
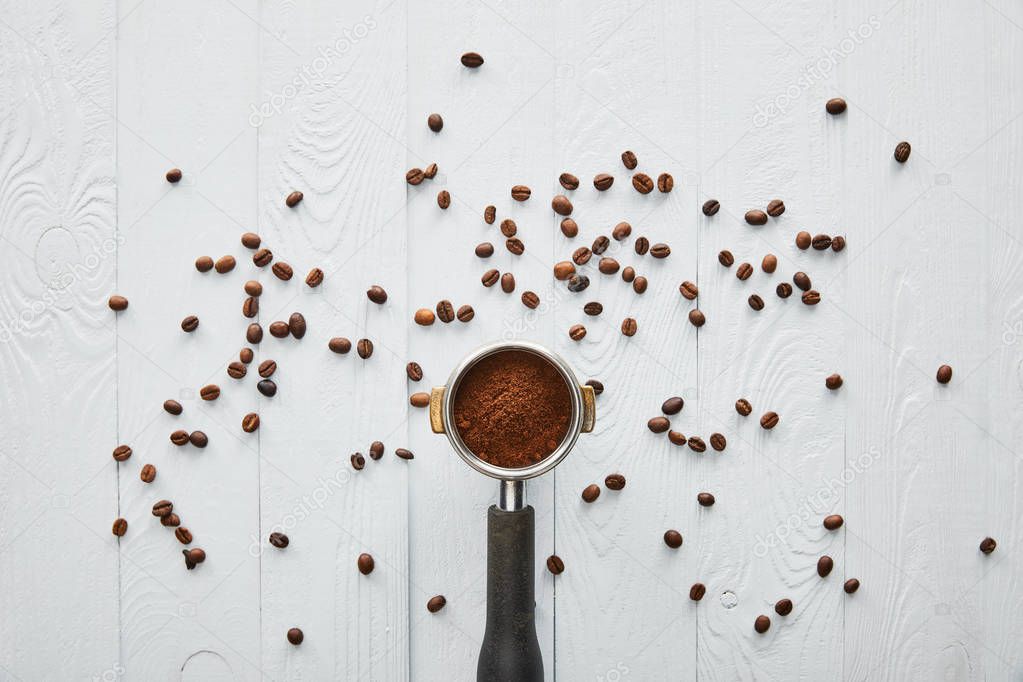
{"left": 634, "top": 236, "right": 649, "bottom": 256}
{"left": 500, "top": 273, "right": 515, "bottom": 293}
{"left": 170, "top": 430, "right": 189, "bottom": 446}
{"left": 894, "top": 141, "right": 911, "bottom": 163}
{"left": 648, "top": 416, "right": 670, "bottom": 433}
{"left": 766, "top": 199, "right": 785, "bottom": 217}
{"left": 745, "top": 209, "right": 768, "bottom": 226}
{"left": 241, "top": 232, "right": 261, "bottom": 249}
{"left": 501, "top": 218, "right": 518, "bottom": 237}
{"left": 329, "top": 337, "right": 351, "bottom": 354}
{"left": 754, "top": 615, "right": 771, "bottom": 634}
{"left": 689, "top": 437, "right": 707, "bottom": 453}
{"left": 621, "top": 150, "right": 637, "bottom": 169}
{"left": 592, "top": 235, "right": 610, "bottom": 255}
{"left": 269, "top": 532, "right": 289, "bottom": 548}
{"left": 427, "top": 113, "right": 443, "bottom": 132}
{"left": 200, "top": 384, "right": 220, "bottom": 401}
{"left": 936, "top": 364, "right": 953, "bottom": 384}
{"left": 690, "top": 583, "right": 706, "bottom": 601}
{"left": 368, "top": 441, "right": 385, "bottom": 460}
{"left": 481, "top": 269, "right": 500, "bottom": 287}
{"left": 367, "top": 284, "right": 389, "bottom": 303}
{"left": 163, "top": 399, "right": 183, "bottom": 415}
{"left": 980, "top": 537, "right": 997, "bottom": 554}
{"left": 568, "top": 324, "right": 587, "bottom": 341}
{"left": 762, "top": 254, "right": 778, "bottom": 273}
{"left": 258, "top": 379, "right": 278, "bottom": 396}
{"left": 826, "top": 374, "right": 843, "bottom": 390}
{"left": 657, "top": 173, "right": 674, "bottom": 193}
{"left": 632, "top": 173, "right": 654, "bottom": 194}
{"left": 195, "top": 256, "right": 214, "bottom": 272}
{"left": 702, "top": 199, "right": 720, "bottom": 216}
{"left": 286, "top": 190, "right": 304, "bottom": 208}
{"left": 823, "top": 514, "right": 844, "bottom": 531}
{"left": 793, "top": 272, "right": 811, "bottom": 291}
{"left": 736, "top": 262, "right": 753, "bottom": 280}
{"left": 812, "top": 234, "right": 832, "bottom": 250}
{"left": 395, "top": 448, "right": 414, "bottom": 460}
{"left": 427, "top": 595, "right": 447, "bottom": 613}
{"left": 552, "top": 195, "right": 573, "bottom": 216}
{"left": 356, "top": 339, "right": 373, "bottom": 359}
{"left": 521, "top": 291, "right": 540, "bottom": 309}
{"left": 484, "top": 205, "right": 496, "bottom": 224}
{"left": 796, "top": 231, "right": 812, "bottom": 249}
{"left": 598, "top": 257, "right": 620, "bottom": 275}
{"left": 410, "top": 392, "right": 430, "bottom": 408}
{"left": 112, "top": 518, "right": 128, "bottom": 536}
{"left": 242, "top": 297, "right": 259, "bottom": 318}
{"left": 688, "top": 309, "right": 706, "bottom": 327}
{"left": 287, "top": 628, "right": 304, "bottom": 645}
{"left": 253, "top": 248, "right": 273, "bottom": 267}
{"left": 844, "top": 578, "right": 860, "bottom": 594}
{"left": 662, "top": 397, "right": 684, "bottom": 415}
{"left": 437, "top": 190, "right": 450, "bottom": 209}
{"left": 831, "top": 235, "right": 846, "bottom": 252}
{"left": 735, "top": 398, "right": 752, "bottom": 416}
{"left": 258, "top": 359, "right": 277, "bottom": 378}
{"left": 304, "top": 268, "right": 324, "bottom": 288}
{"left": 215, "top": 255, "right": 236, "bottom": 274}
{"left": 664, "top": 530, "right": 683, "bottom": 548}
{"left": 461, "top": 51, "right": 484, "bottom": 67}
{"left": 572, "top": 248, "right": 592, "bottom": 266}
{"left": 560, "top": 218, "right": 578, "bottom": 238}
{"left": 559, "top": 173, "right": 580, "bottom": 190}
{"left": 604, "top": 473, "right": 626, "bottom": 491}
{"left": 582, "top": 484, "right": 601, "bottom": 503}
{"left": 679, "top": 281, "right": 698, "bottom": 300}
{"left": 242, "top": 413, "right": 260, "bottom": 433}
{"left": 506, "top": 238, "right": 525, "bottom": 255}
{"left": 583, "top": 301, "right": 603, "bottom": 316}
{"left": 650, "top": 243, "right": 670, "bottom": 259}
{"left": 611, "top": 222, "right": 632, "bottom": 241}
{"left": 546, "top": 554, "right": 565, "bottom": 575}
{"left": 406, "top": 362, "right": 423, "bottom": 381}
{"left": 152, "top": 500, "right": 173, "bottom": 517}
{"left": 423, "top": 163, "right": 439, "bottom": 179}
{"left": 748, "top": 294, "right": 764, "bottom": 311}
{"left": 166, "top": 168, "right": 183, "bottom": 183}
{"left": 621, "top": 266, "right": 635, "bottom": 283}
{"left": 775, "top": 598, "right": 793, "bottom": 616}
{"left": 760, "top": 411, "right": 779, "bottom": 429}
{"left": 697, "top": 491, "right": 714, "bottom": 506}
{"left": 776, "top": 282, "right": 793, "bottom": 298}
{"left": 272, "top": 262, "right": 294, "bottom": 281}
{"left": 510, "top": 185, "right": 531, "bottom": 201}
{"left": 358, "top": 552, "right": 375, "bottom": 574}
{"left": 567, "top": 274, "right": 590, "bottom": 292}
{"left": 475, "top": 242, "right": 494, "bottom": 258}
{"left": 189, "top": 431, "right": 208, "bottom": 448}
{"left": 436, "top": 300, "right": 455, "bottom": 323}
{"left": 826, "top": 97, "right": 847, "bottom": 115}
{"left": 632, "top": 276, "right": 648, "bottom": 294}
{"left": 585, "top": 379, "right": 604, "bottom": 395}
{"left": 112, "top": 445, "right": 132, "bottom": 462}
{"left": 108, "top": 295, "right": 128, "bottom": 311}
{"left": 140, "top": 463, "right": 156, "bottom": 483}
{"left": 718, "top": 250, "right": 734, "bottom": 267}
{"left": 267, "top": 321, "right": 288, "bottom": 338}
{"left": 457, "top": 305, "right": 474, "bottom": 322}
{"left": 817, "top": 555, "right": 834, "bottom": 577}
{"left": 161, "top": 513, "right": 180, "bottom": 527}
{"left": 801, "top": 290, "right": 821, "bottom": 305}
{"left": 351, "top": 452, "right": 366, "bottom": 470}
{"left": 289, "top": 313, "right": 307, "bottom": 338}
{"left": 245, "top": 324, "right": 263, "bottom": 347}
{"left": 710, "top": 433, "right": 726, "bottom": 451}
{"left": 668, "top": 430, "right": 686, "bottom": 446}
{"left": 175, "top": 527, "right": 193, "bottom": 544}
{"left": 406, "top": 168, "right": 424, "bottom": 185}
{"left": 593, "top": 173, "right": 614, "bottom": 190}
{"left": 227, "top": 361, "right": 247, "bottom": 379}
{"left": 181, "top": 315, "right": 199, "bottom": 332}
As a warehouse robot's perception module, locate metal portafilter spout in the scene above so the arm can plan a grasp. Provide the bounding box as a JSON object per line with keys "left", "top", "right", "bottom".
{"left": 430, "top": 341, "right": 596, "bottom": 682}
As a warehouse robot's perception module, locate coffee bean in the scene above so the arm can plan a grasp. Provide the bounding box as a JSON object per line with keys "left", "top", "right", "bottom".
{"left": 844, "top": 578, "right": 860, "bottom": 594}
{"left": 285, "top": 190, "right": 304, "bottom": 208}
{"left": 395, "top": 448, "right": 414, "bottom": 460}
{"left": 656, "top": 173, "right": 674, "bottom": 193}
{"left": 498, "top": 219, "right": 518, "bottom": 238}
{"left": 657, "top": 397, "right": 683, "bottom": 416}
{"left": 775, "top": 598, "right": 793, "bottom": 616}
{"left": 112, "top": 518, "right": 128, "bottom": 536}
{"left": 358, "top": 552, "right": 375, "bottom": 574}
{"left": 410, "top": 392, "right": 430, "bottom": 408}
{"left": 736, "top": 262, "right": 753, "bottom": 280}
{"left": 170, "top": 430, "right": 189, "bottom": 446}
{"left": 506, "top": 238, "right": 525, "bottom": 255}
{"left": 510, "top": 185, "right": 531, "bottom": 201}
{"left": 980, "top": 537, "right": 997, "bottom": 554}
{"left": 776, "top": 282, "right": 793, "bottom": 298}
{"left": 582, "top": 484, "right": 601, "bottom": 503}
{"left": 765, "top": 199, "right": 785, "bottom": 217}
{"left": 272, "top": 262, "right": 294, "bottom": 281}
{"left": 166, "top": 168, "right": 183, "bottom": 183}
{"left": 702, "top": 199, "right": 720, "bottom": 216}
{"left": 760, "top": 411, "right": 779, "bottom": 429}
{"left": 697, "top": 492, "right": 714, "bottom": 506}
{"left": 710, "top": 433, "right": 726, "bottom": 451}
{"left": 521, "top": 291, "right": 540, "bottom": 309}
{"left": 356, "top": 339, "right": 373, "bottom": 359}
{"left": 427, "top": 113, "right": 443, "bottom": 132}
{"left": 559, "top": 172, "right": 580, "bottom": 190}
{"left": 414, "top": 308, "right": 435, "bottom": 326}
{"left": 245, "top": 324, "right": 263, "bottom": 345}
{"left": 175, "top": 527, "right": 193, "bottom": 544}
{"left": 329, "top": 337, "right": 351, "bottom": 355}
{"left": 826, "top": 97, "right": 847, "bottom": 115}
{"left": 163, "top": 399, "right": 183, "bottom": 417}
{"left": 560, "top": 218, "right": 578, "bottom": 238}
{"left": 302, "top": 267, "right": 324, "bottom": 288}
{"left": 242, "top": 413, "right": 260, "bottom": 433}
{"left": 685, "top": 437, "right": 705, "bottom": 453}
{"left": 240, "top": 346, "right": 254, "bottom": 362}
{"left": 461, "top": 52, "right": 484, "bottom": 67}
{"left": 735, "top": 398, "right": 752, "bottom": 416}
{"left": 823, "top": 514, "right": 844, "bottom": 530}
{"left": 745, "top": 210, "right": 768, "bottom": 226}
{"left": 679, "top": 281, "right": 698, "bottom": 300}
{"left": 567, "top": 274, "right": 590, "bottom": 292}
{"left": 569, "top": 324, "right": 586, "bottom": 341}
{"left": 754, "top": 615, "right": 771, "bottom": 634}
{"left": 140, "top": 463, "right": 156, "bottom": 483}
{"left": 475, "top": 242, "right": 495, "bottom": 258}
{"left": 481, "top": 269, "right": 500, "bottom": 287}
{"left": 112, "top": 444, "right": 132, "bottom": 462}
{"left": 576, "top": 302, "right": 601, "bottom": 318}
{"left": 288, "top": 312, "right": 307, "bottom": 339}
{"left": 664, "top": 530, "right": 683, "bottom": 548}
{"left": 363, "top": 441, "right": 383, "bottom": 461}
{"left": 428, "top": 164, "right": 443, "bottom": 180}
{"left": 437, "top": 190, "right": 450, "bottom": 209}
{"left": 215, "top": 255, "right": 236, "bottom": 274}
{"left": 457, "top": 305, "right": 474, "bottom": 322}
{"left": 200, "top": 384, "right": 220, "bottom": 401}
{"left": 621, "top": 267, "right": 635, "bottom": 283}
{"left": 629, "top": 276, "right": 647, "bottom": 295}
{"left": 688, "top": 309, "right": 706, "bottom": 327}
{"left": 181, "top": 315, "right": 199, "bottom": 332}
{"left": 254, "top": 359, "right": 276, "bottom": 378}
{"left": 545, "top": 554, "right": 566, "bottom": 575}
{"left": 634, "top": 236, "right": 649, "bottom": 255}
{"left": 592, "top": 235, "right": 610, "bottom": 254}
{"left": 593, "top": 173, "right": 614, "bottom": 190}
{"left": 648, "top": 416, "right": 670, "bottom": 433}
{"left": 161, "top": 513, "right": 180, "bottom": 527}
{"left": 189, "top": 431, "right": 208, "bottom": 448}
{"left": 406, "top": 168, "right": 424, "bottom": 185}
{"left": 718, "top": 250, "right": 734, "bottom": 267}
{"left": 645, "top": 243, "right": 669, "bottom": 260}
{"left": 612, "top": 222, "right": 632, "bottom": 241}
{"left": 605, "top": 473, "right": 626, "bottom": 490}
{"left": 152, "top": 500, "right": 173, "bottom": 517}
{"left": 585, "top": 379, "right": 604, "bottom": 395}
{"left": 427, "top": 595, "right": 447, "bottom": 613}
{"left": 762, "top": 254, "right": 777, "bottom": 273}
{"left": 228, "top": 361, "right": 247, "bottom": 379}
{"left": 258, "top": 379, "right": 278, "bottom": 397}
{"left": 831, "top": 235, "right": 846, "bottom": 252}
{"left": 748, "top": 294, "right": 764, "bottom": 311}
{"left": 826, "top": 374, "right": 843, "bottom": 390}
{"left": 817, "top": 555, "right": 834, "bottom": 577}
{"left": 552, "top": 195, "right": 573, "bottom": 216}
{"left": 108, "top": 295, "right": 128, "bottom": 311}
{"left": 484, "top": 205, "right": 496, "bottom": 224}
{"left": 571, "top": 248, "right": 592, "bottom": 267}
{"left": 239, "top": 233, "right": 261, "bottom": 250}
{"left": 552, "top": 262, "right": 575, "bottom": 282}
{"left": 801, "top": 290, "right": 821, "bottom": 305}
{"left": 793, "top": 272, "right": 811, "bottom": 291}
{"left": 501, "top": 273, "right": 515, "bottom": 293}
{"left": 936, "top": 364, "right": 953, "bottom": 384}
{"left": 351, "top": 452, "right": 366, "bottom": 470}
{"left": 242, "top": 297, "right": 259, "bottom": 318}
{"left": 668, "top": 430, "right": 686, "bottom": 446}
{"left": 599, "top": 257, "right": 620, "bottom": 275}
{"left": 632, "top": 173, "right": 654, "bottom": 194}
{"left": 195, "top": 256, "right": 214, "bottom": 272}
{"left": 690, "top": 583, "right": 706, "bottom": 601}
{"left": 287, "top": 628, "right": 304, "bottom": 645}
{"left": 894, "top": 141, "right": 911, "bottom": 163}
{"left": 265, "top": 531, "right": 289, "bottom": 549}
{"left": 253, "top": 248, "right": 274, "bottom": 267}
{"left": 796, "top": 231, "right": 811, "bottom": 250}
{"left": 436, "top": 300, "right": 455, "bottom": 323}
{"left": 406, "top": 362, "right": 423, "bottom": 381}
{"left": 621, "top": 150, "right": 637, "bottom": 169}
{"left": 812, "top": 234, "right": 832, "bottom": 250}
{"left": 185, "top": 547, "right": 206, "bottom": 568}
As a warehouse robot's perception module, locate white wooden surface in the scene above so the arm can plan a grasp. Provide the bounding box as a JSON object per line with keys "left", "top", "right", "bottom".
{"left": 1, "top": 1, "right": 1021, "bottom": 680}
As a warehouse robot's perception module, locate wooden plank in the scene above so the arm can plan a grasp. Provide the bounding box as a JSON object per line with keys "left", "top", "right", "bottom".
{"left": 256, "top": 1, "right": 409, "bottom": 680}
{"left": 115, "top": 1, "right": 261, "bottom": 679}
{"left": 0, "top": 1, "right": 119, "bottom": 679}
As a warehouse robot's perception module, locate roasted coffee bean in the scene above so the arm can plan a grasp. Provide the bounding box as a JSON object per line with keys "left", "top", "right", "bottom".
{"left": 831, "top": 235, "right": 846, "bottom": 252}
{"left": 679, "top": 281, "right": 698, "bottom": 300}
{"left": 894, "top": 141, "right": 911, "bottom": 163}
{"left": 760, "top": 411, "right": 779, "bottom": 429}
{"left": 170, "top": 430, "right": 189, "bottom": 446}
{"left": 553, "top": 261, "right": 576, "bottom": 281}
{"left": 175, "top": 527, "right": 193, "bottom": 545}
{"left": 754, "top": 615, "right": 771, "bottom": 634}
{"left": 572, "top": 248, "right": 592, "bottom": 266}
{"left": 634, "top": 236, "right": 650, "bottom": 255}
{"left": 801, "top": 290, "right": 821, "bottom": 305}
{"left": 461, "top": 51, "right": 484, "bottom": 67}
{"left": 287, "top": 628, "right": 304, "bottom": 645}
{"left": 582, "top": 484, "right": 601, "bottom": 503}
{"left": 936, "top": 364, "right": 953, "bottom": 384}
{"left": 826, "top": 97, "right": 847, "bottom": 115}
{"left": 358, "top": 552, "right": 375, "bottom": 575}
{"left": 567, "top": 274, "right": 590, "bottom": 292}
{"left": 257, "top": 359, "right": 277, "bottom": 378}
{"left": 585, "top": 379, "right": 604, "bottom": 395}
{"left": 621, "top": 267, "right": 635, "bottom": 283}
{"left": 161, "top": 513, "right": 180, "bottom": 528}
{"left": 762, "top": 254, "right": 778, "bottom": 273}
{"left": 793, "top": 272, "right": 811, "bottom": 291}
{"left": 244, "top": 281, "right": 262, "bottom": 298}
{"left": 351, "top": 452, "right": 366, "bottom": 470}
{"left": 980, "top": 537, "right": 997, "bottom": 554}
{"left": 650, "top": 243, "right": 670, "bottom": 259}
{"left": 163, "top": 399, "right": 183, "bottom": 415}
{"left": 592, "top": 235, "right": 610, "bottom": 255}
{"left": 826, "top": 373, "right": 843, "bottom": 390}
{"left": 583, "top": 301, "right": 603, "bottom": 316}
{"left": 657, "top": 173, "right": 674, "bottom": 193}
{"left": 242, "top": 413, "right": 260, "bottom": 433}
{"left": 560, "top": 218, "right": 578, "bottom": 238}
{"left": 710, "top": 433, "right": 726, "bottom": 451}
{"left": 736, "top": 399, "right": 752, "bottom": 416}
{"left": 568, "top": 324, "right": 587, "bottom": 341}
{"left": 437, "top": 190, "right": 450, "bottom": 209}
{"left": 303, "top": 268, "right": 324, "bottom": 288}
{"left": 242, "top": 297, "right": 258, "bottom": 318}
{"left": 356, "top": 339, "right": 373, "bottom": 359}
{"left": 140, "top": 463, "right": 157, "bottom": 483}
{"left": 812, "top": 234, "right": 832, "bottom": 250}
{"left": 288, "top": 313, "right": 306, "bottom": 338}
{"left": 506, "top": 238, "right": 525, "bottom": 255}
{"left": 166, "top": 168, "right": 183, "bottom": 183}
{"left": 604, "top": 473, "right": 626, "bottom": 491}
{"left": 688, "top": 309, "right": 706, "bottom": 327}
{"left": 843, "top": 578, "right": 861, "bottom": 594}
{"left": 195, "top": 256, "right": 214, "bottom": 272}
{"left": 612, "top": 222, "right": 632, "bottom": 241}
{"left": 598, "top": 257, "right": 620, "bottom": 275}
{"left": 745, "top": 209, "right": 769, "bottom": 226}
{"left": 664, "top": 530, "right": 683, "bottom": 549}
{"left": 823, "top": 514, "right": 844, "bottom": 530}
{"left": 776, "top": 282, "right": 793, "bottom": 298}
{"left": 258, "top": 379, "right": 278, "bottom": 396}
{"left": 152, "top": 500, "right": 173, "bottom": 517}
{"left": 559, "top": 172, "right": 580, "bottom": 190}
{"left": 215, "top": 255, "right": 236, "bottom": 274}
{"left": 436, "top": 300, "right": 455, "bottom": 323}
{"left": 521, "top": 291, "right": 540, "bottom": 309}
{"left": 766, "top": 199, "right": 786, "bottom": 217}
{"left": 241, "top": 232, "right": 261, "bottom": 249}
{"left": 621, "top": 150, "right": 637, "bottom": 169}
{"left": 189, "top": 431, "right": 208, "bottom": 448}
{"left": 510, "top": 185, "right": 531, "bottom": 201}
{"left": 499, "top": 219, "right": 518, "bottom": 237}
{"left": 112, "top": 518, "right": 128, "bottom": 536}
{"left": 199, "top": 384, "right": 220, "bottom": 401}
{"left": 702, "top": 199, "right": 720, "bottom": 216}
{"left": 481, "top": 269, "right": 500, "bottom": 287}
{"left": 668, "top": 430, "right": 687, "bottom": 446}
{"left": 367, "top": 441, "right": 385, "bottom": 460}
{"left": 182, "top": 547, "right": 206, "bottom": 569}
{"left": 748, "top": 294, "right": 764, "bottom": 311}
{"left": 427, "top": 113, "right": 443, "bottom": 132}
{"left": 414, "top": 308, "right": 435, "bottom": 326}
{"left": 457, "top": 305, "right": 474, "bottom": 322}
{"left": 817, "top": 555, "right": 834, "bottom": 577}
{"left": 181, "top": 315, "right": 199, "bottom": 333}
{"left": 689, "top": 437, "right": 707, "bottom": 453}
{"left": 426, "top": 595, "right": 447, "bottom": 613}
{"left": 268, "top": 531, "right": 289, "bottom": 549}
{"left": 285, "top": 190, "right": 304, "bottom": 208}
{"left": 108, "top": 295, "right": 128, "bottom": 311}
{"left": 552, "top": 195, "right": 573, "bottom": 216}
{"left": 661, "top": 397, "right": 684, "bottom": 415}
{"left": 253, "top": 248, "right": 273, "bottom": 267}
{"left": 395, "top": 448, "right": 414, "bottom": 460}
{"left": 632, "top": 276, "right": 648, "bottom": 295}
{"left": 113, "top": 445, "right": 133, "bottom": 462}
{"left": 593, "top": 173, "right": 614, "bottom": 191}
{"left": 736, "top": 262, "right": 753, "bottom": 280}
{"left": 632, "top": 173, "right": 654, "bottom": 194}
{"left": 546, "top": 554, "right": 565, "bottom": 575}
{"left": 227, "top": 361, "right": 247, "bottom": 379}
{"left": 272, "top": 262, "right": 294, "bottom": 281}
{"left": 501, "top": 272, "right": 515, "bottom": 293}
{"left": 410, "top": 392, "right": 430, "bottom": 408}
{"left": 475, "top": 242, "right": 495, "bottom": 258}
{"left": 775, "top": 598, "right": 793, "bottom": 616}
{"left": 406, "top": 362, "right": 423, "bottom": 381}
{"left": 796, "top": 231, "right": 812, "bottom": 250}
{"left": 329, "top": 337, "right": 351, "bottom": 354}
{"left": 690, "top": 583, "right": 707, "bottom": 601}
{"left": 697, "top": 491, "right": 714, "bottom": 506}
{"left": 406, "top": 168, "right": 424, "bottom": 185}
{"left": 718, "top": 250, "right": 734, "bottom": 267}
{"left": 648, "top": 416, "right": 670, "bottom": 433}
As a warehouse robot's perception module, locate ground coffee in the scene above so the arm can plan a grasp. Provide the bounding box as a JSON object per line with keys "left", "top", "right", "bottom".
{"left": 452, "top": 350, "right": 572, "bottom": 468}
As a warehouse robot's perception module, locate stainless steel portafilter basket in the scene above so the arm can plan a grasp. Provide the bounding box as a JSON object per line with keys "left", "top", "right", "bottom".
{"left": 429, "top": 340, "right": 595, "bottom": 682}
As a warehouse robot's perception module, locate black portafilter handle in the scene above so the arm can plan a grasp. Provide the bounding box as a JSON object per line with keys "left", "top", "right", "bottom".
{"left": 477, "top": 504, "right": 544, "bottom": 682}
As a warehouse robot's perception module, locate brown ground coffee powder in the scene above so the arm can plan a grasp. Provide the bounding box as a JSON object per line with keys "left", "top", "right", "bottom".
{"left": 452, "top": 350, "right": 573, "bottom": 469}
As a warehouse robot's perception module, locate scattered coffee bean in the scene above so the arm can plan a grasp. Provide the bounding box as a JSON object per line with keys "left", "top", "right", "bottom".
{"left": 688, "top": 309, "right": 706, "bottom": 327}
{"left": 288, "top": 312, "right": 306, "bottom": 338}
{"left": 571, "top": 249, "right": 591, "bottom": 267}
{"left": 258, "top": 379, "right": 278, "bottom": 397}
{"left": 422, "top": 162, "right": 436, "bottom": 179}
{"left": 735, "top": 398, "right": 752, "bottom": 416}
{"left": 611, "top": 222, "right": 632, "bottom": 241}
{"left": 826, "top": 97, "right": 847, "bottom": 115}
{"left": 406, "top": 362, "right": 423, "bottom": 381}
{"left": 831, "top": 235, "right": 846, "bottom": 252}
{"left": 228, "top": 361, "right": 247, "bottom": 379}
{"left": 427, "top": 595, "right": 447, "bottom": 613}
{"left": 437, "top": 190, "right": 450, "bottom": 209}
{"left": 268, "top": 532, "right": 289, "bottom": 549}
{"left": 195, "top": 256, "right": 214, "bottom": 272}
{"left": 844, "top": 578, "right": 860, "bottom": 594}
{"left": 108, "top": 295, "right": 128, "bottom": 311}
{"left": 241, "top": 232, "right": 261, "bottom": 249}
{"left": 736, "top": 262, "right": 753, "bottom": 280}
{"left": 258, "top": 359, "right": 277, "bottom": 378}
{"left": 410, "top": 392, "right": 430, "bottom": 408}
{"left": 152, "top": 500, "right": 173, "bottom": 517}
{"left": 748, "top": 294, "right": 764, "bottom": 311}
{"left": 936, "top": 364, "right": 953, "bottom": 384}
{"left": 181, "top": 315, "right": 199, "bottom": 333}
{"left": 710, "top": 433, "right": 726, "bottom": 451}
{"left": 414, "top": 308, "right": 436, "bottom": 326}
{"left": 559, "top": 173, "right": 580, "bottom": 190}
{"left": 696, "top": 492, "right": 715, "bottom": 507}
{"left": 760, "top": 411, "right": 779, "bottom": 429}
{"left": 648, "top": 243, "right": 669, "bottom": 259}
{"left": 247, "top": 323, "right": 264, "bottom": 344}
{"left": 175, "top": 527, "right": 193, "bottom": 544}
{"left": 796, "top": 231, "right": 812, "bottom": 250}
{"left": 329, "top": 337, "right": 351, "bottom": 354}
{"left": 112, "top": 518, "right": 128, "bottom": 536}
{"left": 754, "top": 615, "right": 771, "bottom": 634}
{"left": 475, "top": 242, "right": 495, "bottom": 258}
{"left": 630, "top": 276, "right": 647, "bottom": 295}
{"left": 242, "top": 297, "right": 259, "bottom": 318}
{"left": 199, "top": 384, "right": 220, "bottom": 401}
{"left": 358, "top": 553, "right": 375, "bottom": 574}
{"left": 161, "top": 513, "right": 180, "bottom": 527}
{"left": 582, "top": 484, "right": 601, "bottom": 503}
{"left": 546, "top": 554, "right": 565, "bottom": 575}
{"left": 605, "top": 473, "right": 626, "bottom": 490}
{"left": 894, "top": 141, "right": 911, "bottom": 163}
{"left": 501, "top": 273, "right": 516, "bottom": 293}
{"left": 621, "top": 267, "right": 635, "bottom": 283}
{"left": 826, "top": 374, "right": 843, "bottom": 390}
{"left": 775, "top": 598, "right": 793, "bottom": 616}
{"left": 567, "top": 274, "right": 590, "bottom": 292}
{"left": 823, "top": 514, "right": 844, "bottom": 530}
{"left": 745, "top": 209, "right": 768, "bottom": 226}
{"left": 979, "top": 537, "right": 997, "bottom": 554}
{"left": 679, "top": 281, "right": 698, "bottom": 300}
{"left": 427, "top": 113, "right": 443, "bottom": 132}
{"left": 569, "top": 324, "right": 587, "bottom": 341}
{"left": 689, "top": 437, "right": 707, "bottom": 453}
{"left": 166, "top": 168, "right": 182, "bottom": 183}
{"left": 406, "top": 168, "right": 424, "bottom": 185}
{"left": 521, "top": 291, "right": 540, "bottom": 309}
{"left": 506, "top": 238, "right": 525, "bottom": 255}
{"left": 632, "top": 173, "right": 654, "bottom": 194}
{"left": 812, "top": 234, "right": 832, "bottom": 250}
{"left": 461, "top": 52, "right": 484, "bottom": 68}
{"left": 287, "top": 628, "right": 304, "bottom": 645}
{"left": 253, "top": 248, "right": 273, "bottom": 267}
{"left": 657, "top": 173, "right": 674, "bottom": 193}
{"left": 621, "top": 150, "right": 637, "bottom": 169}
{"left": 801, "top": 290, "right": 821, "bottom": 305}
{"left": 560, "top": 218, "right": 578, "bottom": 238}
{"left": 189, "top": 431, "right": 208, "bottom": 448}
{"left": 594, "top": 173, "right": 614, "bottom": 190}
{"left": 457, "top": 305, "right": 474, "bottom": 322}
{"left": 664, "top": 530, "right": 683, "bottom": 549}
{"left": 484, "top": 205, "right": 496, "bottom": 224}
{"left": 702, "top": 199, "right": 720, "bottom": 216}
{"left": 793, "top": 272, "right": 811, "bottom": 291}
{"left": 552, "top": 195, "right": 573, "bottom": 216}
{"left": 272, "top": 262, "right": 294, "bottom": 281}
{"left": 356, "top": 339, "right": 373, "bottom": 359}
{"left": 366, "top": 441, "right": 385, "bottom": 461}
{"left": 351, "top": 452, "right": 366, "bottom": 470}
{"left": 395, "top": 448, "right": 414, "bottom": 460}
{"left": 436, "top": 300, "right": 455, "bottom": 323}
{"left": 585, "top": 379, "right": 604, "bottom": 395}
{"left": 140, "top": 463, "right": 156, "bottom": 483}
{"left": 240, "top": 348, "right": 254, "bottom": 364}
{"left": 481, "top": 269, "right": 500, "bottom": 287}
{"left": 762, "top": 254, "right": 777, "bottom": 273}
{"left": 184, "top": 547, "right": 206, "bottom": 569}
{"left": 164, "top": 399, "right": 183, "bottom": 416}
{"left": 592, "top": 235, "right": 610, "bottom": 255}
{"left": 690, "top": 583, "right": 706, "bottom": 601}
{"left": 661, "top": 397, "right": 684, "bottom": 415}
{"left": 817, "top": 555, "right": 834, "bottom": 577}
{"left": 628, "top": 238, "right": 647, "bottom": 258}
{"left": 510, "top": 185, "right": 531, "bottom": 201}
{"left": 668, "top": 430, "right": 686, "bottom": 446}
{"left": 648, "top": 416, "right": 670, "bottom": 433}
{"left": 242, "top": 413, "right": 260, "bottom": 433}
{"left": 304, "top": 268, "right": 324, "bottom": 288}
{"left": 598, "top": 257, "right": 620, "bottom": 275}
{"left": 718, "top": 250, "right": 734, "bottom": 267}
{"left": 215, "top": 255, "right": 236, "bottom": 274}
{"left": 776, "top": 282, "right": 793, "bottom": 298}
{"left": 170, "top": 430, "right": 189, "bottom": 446}
{"left": 766, "top": 199, "right": 785, "bottom": 217}
{"left": 286, "top": 191, "right": 304, "bottom": 208}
